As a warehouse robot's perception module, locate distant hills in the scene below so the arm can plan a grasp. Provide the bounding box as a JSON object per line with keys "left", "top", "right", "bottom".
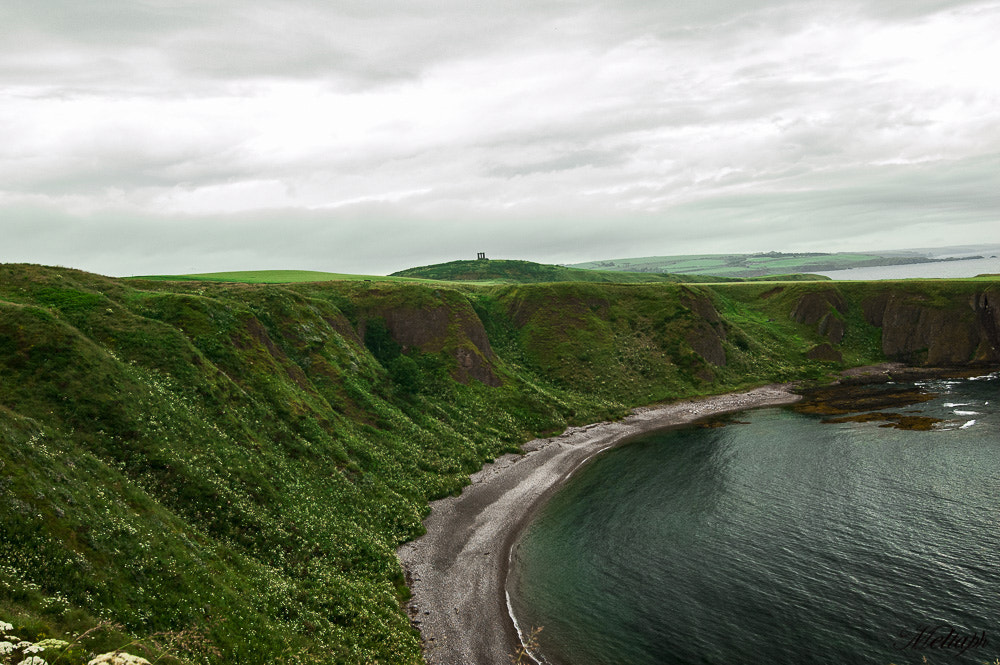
{"left": 567, "top": 249, "right": 997, "bottom": 279}
{"left": 132, "top": 245, "right": 1000, "bottom": 286}
{"left": 389, "top": 259, "right": 826, "bottom": 284}
{"left": 137, "top": 260, "right": 832, "bottom": 285}
{"left": 390, "top": 259, "right": 723, "bottom": 283}
{"left": 132, "top": 269, "right": 438, "bottom": 284}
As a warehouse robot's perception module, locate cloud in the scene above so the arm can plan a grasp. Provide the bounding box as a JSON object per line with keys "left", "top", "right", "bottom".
{"left": 4, "top": 151, "right": 997, "bottom": 277}
{"left": 1, "top": 0, "right": 999, "bottom": 275}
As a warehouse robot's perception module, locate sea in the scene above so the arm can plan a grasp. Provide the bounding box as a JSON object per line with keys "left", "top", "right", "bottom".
{"left": 508, "top": 373, "right": 1000, "bottom": 665}
{"left": 816, "top": 256, "right": 1000, "bottom": 280}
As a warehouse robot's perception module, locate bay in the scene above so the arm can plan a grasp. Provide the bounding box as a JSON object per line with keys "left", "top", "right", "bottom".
{"left": 508, "top": 373, "right": 1000, "bottom": 665}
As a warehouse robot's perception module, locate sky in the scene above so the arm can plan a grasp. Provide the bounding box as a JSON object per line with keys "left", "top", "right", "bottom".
{"left": 2, "top": 0, "right": 999, "bottom": 276}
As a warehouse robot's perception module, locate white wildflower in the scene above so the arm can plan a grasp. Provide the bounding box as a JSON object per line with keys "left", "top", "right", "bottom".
{"left": 23, "top": 643, "right": 45, "bottom": 653}
{"left": 17, "top": 657, "right": 47, "bottom": 665}
{"left": 88, "top": 652, "right": 152, "bottom": 665}
{"left": 0, "top": 621, "right": 12, "bottom": 632}
{"left": 1, "top": 641, "right": 16, "bottom": 655}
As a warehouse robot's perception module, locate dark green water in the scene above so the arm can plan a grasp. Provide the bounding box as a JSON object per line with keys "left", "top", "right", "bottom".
{"left": 509, "top": 374, "right": 1000, "bottom": 665}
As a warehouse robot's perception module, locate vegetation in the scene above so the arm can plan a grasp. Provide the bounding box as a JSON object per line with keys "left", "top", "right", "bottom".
{"left": 389, "top": 259, "right": 746, "bottom": 284}
{"left": 135, "top": 261, "right": 835, "bottom": 287}
{"left": 129, "top": 270, "right": 445, "bottom": 285}
{"left": 509, "top": 626, "right": 542, "bottom": 664}
{"left": 1, "top": 263, "right": 997, "bottom": 664}
{"left": 570, "top": 251, "right": 955, "bottom": 278}
{"left": 747, "top": 273, "right": 830, "bottom": 282}
{"left": 0, "top": 618, "right": 212, "bottom": 665}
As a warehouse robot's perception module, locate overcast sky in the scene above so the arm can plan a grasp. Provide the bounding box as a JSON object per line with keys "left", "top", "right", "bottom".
{"left": 2, "top": 0, "right": 999, "bottom": 276}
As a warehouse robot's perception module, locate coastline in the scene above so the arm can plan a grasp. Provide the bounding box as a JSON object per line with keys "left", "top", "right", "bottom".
{"left": 396, "top": 383, "right": 803, "bottom": 665}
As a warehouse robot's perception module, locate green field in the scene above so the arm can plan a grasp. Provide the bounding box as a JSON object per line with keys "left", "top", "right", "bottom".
{"left": 131, "top": 270, "right": 447, "bottom": 284}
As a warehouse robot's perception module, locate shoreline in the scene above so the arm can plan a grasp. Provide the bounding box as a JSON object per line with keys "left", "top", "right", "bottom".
{"left": 396, "top": 383, "right": 804, "bottom": 665}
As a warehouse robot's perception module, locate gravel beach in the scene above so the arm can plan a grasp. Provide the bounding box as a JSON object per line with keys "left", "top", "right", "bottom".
{"left": 396, "top": 384, "right": 802, "bottom": 665}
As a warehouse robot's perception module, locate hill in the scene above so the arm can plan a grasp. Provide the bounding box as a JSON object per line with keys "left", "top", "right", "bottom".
{"left": 389, "top": 259, "right": 745, "bottom": 283}
{"left": 1, "top": 263, "right": 998, "bottom": 663}
{"left": 133, "top": 263, "right": 832, "bottom": 286}
{"left": 131, "top": 270, "right": 441, "bottom": 284}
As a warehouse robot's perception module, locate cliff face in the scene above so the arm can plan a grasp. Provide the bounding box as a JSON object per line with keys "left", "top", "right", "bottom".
{"left": 492, "top": 283, "right": 733, "bottom": 394}
{"left": 376, "top": 303, "right": 501, "bottom": 386}
{"left": 768, "top": 283, "right": 1000, "bottom": 368}
{"left": 862, "top": 287, "right": 1000, "bottom": 365}
{"left": 791, "top": 289, "right": 847, "bottom": 344}
{"left": 682, "top": 291, "right": 728, "bottom": 371}
{"left": 1, "top": 265, "right": 999, "bottom": 665}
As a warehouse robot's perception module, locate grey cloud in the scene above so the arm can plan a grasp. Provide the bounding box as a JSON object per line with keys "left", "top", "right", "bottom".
{"left": 2, "top": 0, "right": 999, "bottom": 276}
{"left": 6, "top": 153, "right": 998, "bottom": 277}
{"left": 484, "top": 148, "right": 630, "bottom": 179}
{"left": 3, "top": 0, "right": 989, "bottom": 82}
{"left": 857, "top": 0, "right": 989, "bottom": 19}
{"left": 1, "top": 0, "right": 596, "bottom": 86}
{"left": 664, "top": 153, "right": 1000, "bottom": 243}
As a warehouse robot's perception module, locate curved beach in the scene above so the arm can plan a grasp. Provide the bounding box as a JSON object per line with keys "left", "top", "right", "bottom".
{"left": 396, "top": 384, "right": 802, "bottom": 665}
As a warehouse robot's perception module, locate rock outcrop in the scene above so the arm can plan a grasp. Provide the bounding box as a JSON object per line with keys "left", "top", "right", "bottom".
{"left": 683, "top": 292, "right": 727, "bottom": 368}
{"left": 863, "top": 289, "right": 1000, "bottom": 365}
{"left": 792, "top": 290, "right": 847, "bottom": 344}
{"left": 372, "top": 302, "right": 502, "bottom": 386}
{"left": 805, "top": 343, "right": 843, "bottom": 362}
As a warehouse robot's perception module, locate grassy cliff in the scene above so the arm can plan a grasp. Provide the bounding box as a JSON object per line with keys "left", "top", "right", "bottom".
{"left": 1, "top": 264, "right": 998, "bottom": 663}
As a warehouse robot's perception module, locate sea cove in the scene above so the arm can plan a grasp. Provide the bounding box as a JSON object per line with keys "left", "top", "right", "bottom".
{"left": 509, "top": 374, "right": 1000, "bottom": 665}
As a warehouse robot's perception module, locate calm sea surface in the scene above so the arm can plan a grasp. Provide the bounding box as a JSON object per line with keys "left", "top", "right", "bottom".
{"left": 816, "top": 256, "right": 1000, "bottom": 280}
{"left": 508, "top": 374, "right": 1000, "bottom": 665}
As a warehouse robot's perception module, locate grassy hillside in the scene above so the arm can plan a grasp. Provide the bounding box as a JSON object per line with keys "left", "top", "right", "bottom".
{"left": 570, "top": 251, "right": 946, "bottom": 278}
{"left": 389, "top": 259, "right": 745, "bottom": 284}
{"left": 131, "top": 270, "right": 443, "bottom": 284}
{"left": 134, "top": 263, "right": 832, "bottom": 286}
{"left": 1, "top": 263, "right": 997, "bottom": 663}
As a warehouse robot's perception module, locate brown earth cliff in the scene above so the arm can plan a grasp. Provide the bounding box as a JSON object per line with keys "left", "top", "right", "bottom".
{"left": 863, "top": 288, "right": 1000, "bottom": 365}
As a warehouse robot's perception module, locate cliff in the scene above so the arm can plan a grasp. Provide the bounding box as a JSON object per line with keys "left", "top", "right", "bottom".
{"left": 0, "top": 265, "right": 997, "bottom": 663}
{"left": 862, "top": 287, "right": 1000, "bottom": 364}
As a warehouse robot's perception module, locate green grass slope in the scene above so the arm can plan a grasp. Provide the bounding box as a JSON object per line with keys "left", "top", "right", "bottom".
{"left": 131, "top": 270, "right": 443, "bottom": 284}
{"left": 1, "top": 263, "right": 997, "bottom": 663}
{"left": 389, "top": 259, "right": 743, "bottom": 284}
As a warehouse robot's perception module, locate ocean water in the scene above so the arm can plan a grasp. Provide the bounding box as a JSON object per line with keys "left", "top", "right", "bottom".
{"left": 815, "top": 256, "right": 1000, "bottom": 280}
{"left": 508, "top": 374, "right": 1000, "bottom": 665}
